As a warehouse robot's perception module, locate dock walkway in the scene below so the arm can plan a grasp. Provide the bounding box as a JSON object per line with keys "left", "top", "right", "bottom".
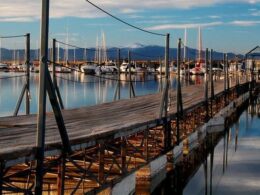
{"left": 0, "top": 79, "right": 239, "bottom": 162}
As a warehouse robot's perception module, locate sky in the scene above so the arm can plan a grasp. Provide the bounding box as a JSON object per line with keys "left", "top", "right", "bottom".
{"left": 0, "top": 0, "right": 260, "bottom": 54}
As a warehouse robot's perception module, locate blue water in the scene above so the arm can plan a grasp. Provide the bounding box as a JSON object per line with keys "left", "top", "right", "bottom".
{"left": 183, "top": 100, "right": 260, "bottom": 195}
{"left": 0, "top": 72, "right": 202, "bottom": 117}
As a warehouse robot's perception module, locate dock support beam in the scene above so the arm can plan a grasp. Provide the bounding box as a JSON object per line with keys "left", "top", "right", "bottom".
{"left": 176, "top": 38, "right": 183, "bottom": 144}
{"left": 204, "top": 48, "right": 209, "bottom": 121}
{"left": 52, "top": 38, "right": 64, "bottom": 109}
{"left": 121, "top": 137, "right": 127, "bottom": 174}
{"left": 98, "top": 143, "right": 105, "bottom": 185}
{"left": 13, "top": 33, "right": 30, "bottom": 116}
{"left": 35, "top": 0, "right": 49, "bottom": 194}
{"left": 57, "top": 155, "right": 66, "bottom": 195}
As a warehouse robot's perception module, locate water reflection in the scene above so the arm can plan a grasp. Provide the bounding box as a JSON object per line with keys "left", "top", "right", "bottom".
{"left": 0, "top": 72, "right": 200, "bottom": 117}
{"left": 153, "top": 96, "right": 260, "bottom": 195}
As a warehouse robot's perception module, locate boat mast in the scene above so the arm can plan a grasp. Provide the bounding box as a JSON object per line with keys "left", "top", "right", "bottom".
{"left": 101, "top": 31, "right": 108, "bottom": 63}
{"left": 57, "top": 42, "right": 60, "bottom": 63}
{"left": 95, "top": 35, "right": 99, "bottom": 64}
{"left": 198, "top": 26, "right": 202, "bottom": 63}
{"left": 65, "top": 26, "right": 69, "bottom": 66}
{"left": 184, "top": 28, "right": 187, "bottom": 61}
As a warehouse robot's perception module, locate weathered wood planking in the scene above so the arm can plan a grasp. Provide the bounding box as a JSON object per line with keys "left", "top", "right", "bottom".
{"left": 0, "top": 79, "right": 244, "bottom": 162}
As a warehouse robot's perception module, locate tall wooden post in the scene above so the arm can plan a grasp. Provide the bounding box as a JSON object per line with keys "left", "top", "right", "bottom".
{"left": 35, "top": 0, "right": 49, "bottom": 194}
{"left": 128, "top": 50, "right": 132, "bottom": 98}
{"left": 117, "top": 48, "right": 121, "bottom": 99}
{"left": 224, "top": 54, "right": 227, "bottom": 105}
{"left": 52, "top": 39, "right": 56, "bottom": 83}
{"left": 204, "top": 48, "right": 209, "bottom": 121}
{"left": 159, "top": 33, "right": 170, "bottom": 118}
{"left": 226, "top": 54, "right": 230, "bottom": 91}
{"left": 235, "top": 56, "right": 239, "bottom": 86}
{"left": 25, "top": 33, "right": 30, "bottom": 115}
{"left": 176, "top": 38, "right": 183, "bottom": 144}
{"left": 52, "top": 38, "right": 64, "bottom": 109}
{"left": 210, "top": 49, "right": 214, "bottom": 117}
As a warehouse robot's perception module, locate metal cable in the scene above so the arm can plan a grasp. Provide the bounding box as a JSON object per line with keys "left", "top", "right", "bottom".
{"left": 56, "top": 40, "right": 95, "bottom": 51}
{"left": 85, "top": 0, "right": 166, "bottom": 37}
{"left": 0, "top": 35, "right": 26, "bottom": 39}
{"left": 55, "top": 40, "right": 118, "bottom": 53}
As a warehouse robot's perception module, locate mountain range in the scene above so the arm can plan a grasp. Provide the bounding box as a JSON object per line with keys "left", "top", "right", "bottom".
{"left": 0, "top": 44, "right": 244, "bottom": 62}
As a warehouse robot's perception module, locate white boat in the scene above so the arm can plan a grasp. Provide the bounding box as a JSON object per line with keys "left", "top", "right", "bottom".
{"left": 147, "top": 67, "right": 156, "bottom": 74}
{"left": 0, "top": 63, "right": 8, "bottom": 71}
{"left": 212, "top": 67, "right": 223, "bottom": 74}
{"left": 80, "top": 62, "right": 99, "bottom": 75}
{"left": 190, "top": 62, "right": 206, "bottom": 75}
{"left": 100, "top": 61, "right": 118, "bottom": 74}
{"left": 18, "top": 64, "right": 27, "bottom": 71}
{"left": 156, "top": 66, "right": 176, "bottom": 74}
{"left": 120, "top": 62, "right": 136, "bottom": 73}
{"left": 135, "top": 66, "right": 147, "bottom": 74}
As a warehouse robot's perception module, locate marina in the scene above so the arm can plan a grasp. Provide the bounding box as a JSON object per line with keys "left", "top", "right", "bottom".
{"left": 1, "top": 0, "right": 260, "bottom": 194}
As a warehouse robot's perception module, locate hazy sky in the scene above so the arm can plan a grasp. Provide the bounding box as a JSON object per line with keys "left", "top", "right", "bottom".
{"left": 0, "top": 0, "right": 260, "bottom": 54}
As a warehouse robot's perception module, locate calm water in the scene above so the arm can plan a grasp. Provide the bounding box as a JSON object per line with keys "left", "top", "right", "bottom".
{"left": 154, "top": 97, "right": 260, "bottom": 195}
{"left": 0, "top": 72, "right": 203, "bottom": 117}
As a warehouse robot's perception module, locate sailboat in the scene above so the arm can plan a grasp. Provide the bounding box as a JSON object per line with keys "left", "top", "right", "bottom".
{"left": 190, "top": 26, "right": 205, "bottom": 75}
{"left": 180, "top": 28, "right": 190, "bottom": 75}
{"left": 99, "top": 32, "right": 118, "bottom": 74}
{"left": 81, "top": 32, "right": 118, "bottom": 75}
{"left": 56, "top": 28, "right": 71, "bottom": 73}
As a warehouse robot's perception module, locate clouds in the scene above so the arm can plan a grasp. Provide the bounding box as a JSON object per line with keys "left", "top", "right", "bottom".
{"left": 230, "top": 20, "right": 260, "bottom": 26}
{"left": 145, "top": 20, "right": 260, "bottom": 31}
{"left": 0, "top": 0, "right": 260, "bottom": 22}
{"left": 146, "top": 22, "right": 224, "bottom": 30}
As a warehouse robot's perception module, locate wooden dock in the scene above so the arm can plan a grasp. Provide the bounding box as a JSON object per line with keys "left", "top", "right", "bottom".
{"left": 0, "top": 78, "right": 254, "bottom": 194}
{"left": 0, "top": 79, "right": 240, "bottom": 161}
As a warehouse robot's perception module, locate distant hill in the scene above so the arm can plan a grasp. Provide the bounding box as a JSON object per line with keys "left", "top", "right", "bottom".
{"left": 0, "top": 45, "right": 244, "bottom": 62}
